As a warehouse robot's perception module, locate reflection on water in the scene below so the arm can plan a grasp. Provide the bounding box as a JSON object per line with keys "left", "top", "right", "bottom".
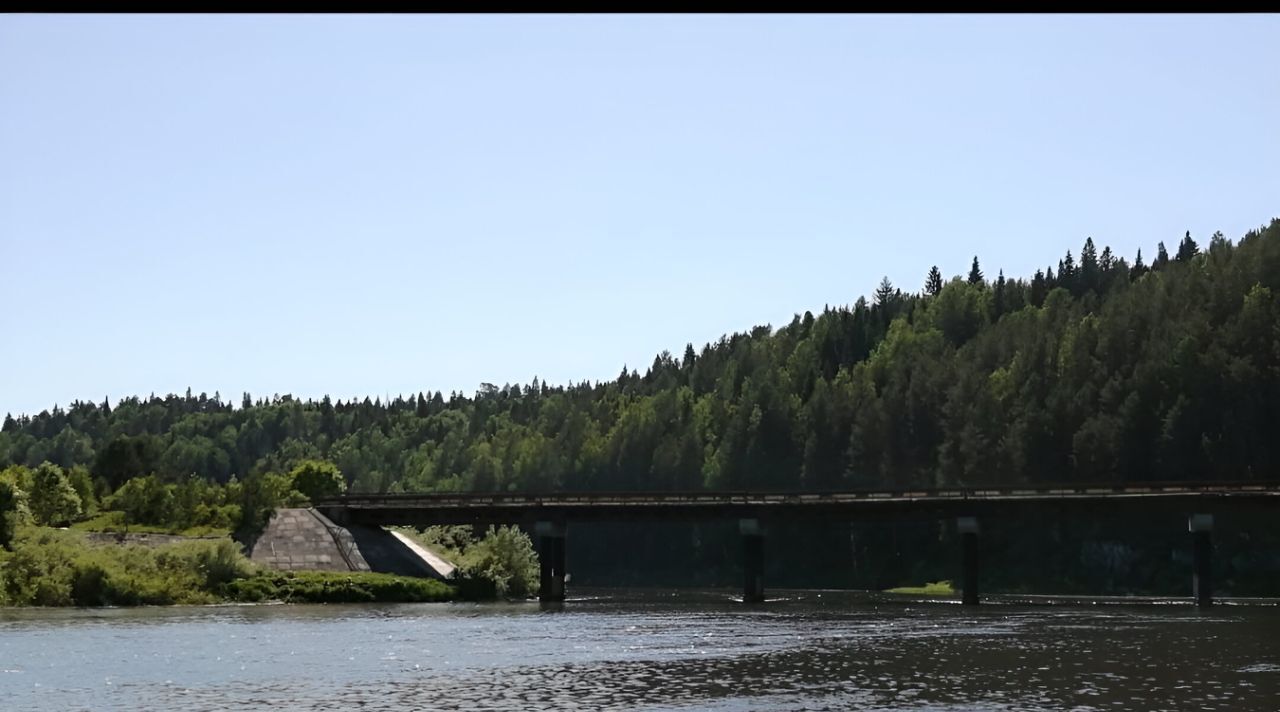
{"left": 1, "top": 590, "right": 1277, "bottom": 711}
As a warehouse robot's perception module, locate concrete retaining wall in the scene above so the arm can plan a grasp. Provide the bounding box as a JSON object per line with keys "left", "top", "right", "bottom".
{"left": 250, "top": 508, "right": 456, "bottom": 581}
{"left": 250, "top": 508, "right": 371, "bottom": 572}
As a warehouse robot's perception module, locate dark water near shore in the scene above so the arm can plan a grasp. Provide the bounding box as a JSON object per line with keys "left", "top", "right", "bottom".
{"left": 2, "top": 589, "right": 1277, "bottom": 711}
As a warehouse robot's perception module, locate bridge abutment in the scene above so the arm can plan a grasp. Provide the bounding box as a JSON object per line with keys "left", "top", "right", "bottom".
{"left": 958, "top": 516, "right": 980, "bottom": 605}
{"left": 1189, "top": 513, "right": 1213, "bottom": 609}
{"left": 741, "top": 518, "right": 765, "bottom": 603}
{"left": 536, "top": 521, "right": 567, "bottom": 603}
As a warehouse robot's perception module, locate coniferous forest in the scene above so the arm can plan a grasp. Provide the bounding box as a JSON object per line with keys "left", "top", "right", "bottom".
{"left": 3, "top": 221, "right": 1279, "bottom": 595}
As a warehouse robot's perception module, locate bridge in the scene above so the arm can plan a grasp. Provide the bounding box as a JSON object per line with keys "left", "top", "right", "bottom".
{"left": 314, "top": 481, "right": 1280, "bottom": 608}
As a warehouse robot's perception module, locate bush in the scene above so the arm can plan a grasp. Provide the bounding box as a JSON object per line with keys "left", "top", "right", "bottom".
{"left": 169, "top": 539, "right": 255, "bottom": 588}
{"left": 289, "top": 460, "right": 345, "bottom": 502}
{"left": 28, "top": 462, "right": 82, "bottom": 527}
{"left": 0, "top": 527, "right": 249, "bottom": 607}
{"left": 224, "top": 571, "right": 456, "bottom": 604}
{"left": 400, "top": 524, "right": 540, "bottom": 600}
{"left": 462, "top": 525, "right": 539, "bottom": 599}
{"left": 0, "top": 481, "right": 15, "bottom": 549}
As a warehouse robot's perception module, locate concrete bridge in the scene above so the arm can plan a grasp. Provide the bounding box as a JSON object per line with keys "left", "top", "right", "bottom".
{"left": 315, "top": 481, "right": 1280, "bottom": 607}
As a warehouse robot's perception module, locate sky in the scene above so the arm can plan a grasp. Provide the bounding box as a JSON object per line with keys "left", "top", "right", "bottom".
{"left": 2, "top": 15, "right": 1278, "bottom": 417}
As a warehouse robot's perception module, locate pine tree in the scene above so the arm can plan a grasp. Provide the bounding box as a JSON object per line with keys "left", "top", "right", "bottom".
{"left": 993, "top": 270, "right": 1007, "bottom": 319}
{"left": 925, "top": 266, "right": 944, "bottom": 296}
{"left": 1154, "top": 241, "right": 1170, "bottom": 268}
{"left": 1030, "top": 269, "right": 1048, "bottom": 307}
{"left": 1131, "top": 248, "right": 1147, "bottom": 280}
{"left": 1080, "top": 238, "right": 1099, "bottom": 293}
{"left": 1059, "top": 251, "right": 1077, "bottom": 295}
{"left": 1, "top": 413, "right": 15, "bottom": 433}
{"left": 1176, "top": 230, "right": 1200, "bottom": 261}
{"left": 874, "top": 276, "right": 896, "bottom": 307}
{"left": 968, "top": 256, "right": 984, "bottom": 285}
{"left": 416, "top": 392, "right": 429, "bottom": 417}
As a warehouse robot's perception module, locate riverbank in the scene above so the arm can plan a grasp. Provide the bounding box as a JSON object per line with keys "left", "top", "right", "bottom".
{"left": 0, "top": 526, "right": 471, "bottom": 607}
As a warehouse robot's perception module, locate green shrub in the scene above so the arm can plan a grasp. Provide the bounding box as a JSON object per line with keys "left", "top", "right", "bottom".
{"left": 289, "top": 460, "right": 345, "bottom": 502}
{"left": 224, "top": 571, "right": 455, "bottom": 604}
{"left": 0, "top": 481, "right": 15, "bottom": 550}
{"left": 459, "top": 526, "right": 539, "bottom": 599}
{"left": 0, "top": 527, "right": 243, "bottom": 606}
{"left": 28, "top": 462, "right": 82, "bottom": 527}
{"left": 398, "top": 524, "right": 539, "bottom": 600}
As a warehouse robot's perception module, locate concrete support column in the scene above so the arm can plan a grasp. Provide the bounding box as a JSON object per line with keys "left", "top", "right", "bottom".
{"left": 1189, "top": 514, "right": 1213, "bottom": 609}
{"left": 536, "top": 521, "right": 567, "bottom": 603}
{"left": 958, "top": 517, "right": 980, "bottom": 606}
{"left": 741, "top": 518, "right": 765, "bottom": 603}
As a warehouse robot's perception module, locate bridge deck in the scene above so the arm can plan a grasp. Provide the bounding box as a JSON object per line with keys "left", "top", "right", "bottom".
{"left": 315, "top": 482, "right": 1280, "bottom": 527}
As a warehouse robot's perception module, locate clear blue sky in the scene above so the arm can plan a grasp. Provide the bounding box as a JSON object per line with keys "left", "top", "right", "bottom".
{"left": 2, "top": 15, "right": 1277, "bottom": 417}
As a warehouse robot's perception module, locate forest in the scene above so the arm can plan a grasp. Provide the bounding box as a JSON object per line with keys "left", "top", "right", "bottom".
{"left": 2, "top": 220, "right": 1278, "bottom": 595}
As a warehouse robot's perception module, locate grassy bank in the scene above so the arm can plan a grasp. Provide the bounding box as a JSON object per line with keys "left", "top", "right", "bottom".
{"left": 885, "top": 580, "right": 957, "bottom": 596}
{"left": 0, "top": 526, "right": 466, "bottom": 607}
{"left": 225, "top": 570, "right": 455, "bottom": 604}
{"left": 70, "top": 511, "right": 232, "bottom": 538}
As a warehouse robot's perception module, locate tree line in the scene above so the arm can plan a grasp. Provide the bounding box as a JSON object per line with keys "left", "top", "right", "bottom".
{"left": 3, "top": 222, "right": 1277, "bottom": 502}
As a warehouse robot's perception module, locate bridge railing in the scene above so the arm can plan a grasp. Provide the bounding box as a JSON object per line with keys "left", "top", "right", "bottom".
{"left": 314, "top": 480, "right": 1280, "bottom": 508}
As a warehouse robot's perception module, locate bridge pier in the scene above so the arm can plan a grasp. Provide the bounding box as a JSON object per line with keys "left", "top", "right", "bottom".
{"left": 536, "top": 521, "right": 567, "bottom": 603}
{"left": 957, "top": 517, "right": 980, "bottom": 605}
{"left": 1189, "top": 514, "right": 1213, "bottom": 609}
{"left": 741, "top": 518, "right": 765, "bottom": 603}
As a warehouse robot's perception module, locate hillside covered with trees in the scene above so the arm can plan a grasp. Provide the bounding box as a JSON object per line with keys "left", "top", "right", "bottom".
{"left": 5, "top": 221, "right": 1277, "bottom": 499}
{"left": 3, "top": 220, "right": 1279, "bottom": 597}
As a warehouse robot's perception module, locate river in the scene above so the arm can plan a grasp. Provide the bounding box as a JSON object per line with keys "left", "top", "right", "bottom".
{"left": 2, "top": 589, "right": 1277, "bottom": 711}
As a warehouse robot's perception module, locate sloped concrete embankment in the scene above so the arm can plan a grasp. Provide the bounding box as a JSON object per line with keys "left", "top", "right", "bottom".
{"left": 250, "top": 508, "right": 454, "bottom": 581}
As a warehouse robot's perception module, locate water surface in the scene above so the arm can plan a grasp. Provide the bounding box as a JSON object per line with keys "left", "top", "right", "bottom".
{"left": 2, "top": 589, "right": 1276, "bottom": 711}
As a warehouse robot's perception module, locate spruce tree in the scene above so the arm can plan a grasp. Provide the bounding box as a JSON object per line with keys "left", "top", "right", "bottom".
{"left": 1030, "top": 269, "right": 1047, "bottom": 307}
{"left": 968, "top": 256, "right": 984, "bottom": 285}
{"left": 1155, "top": 241, "right": 1170, "bottom": 268}
{"left": 1080, "top": 238, "right": 1099, "bottom": 292}
{"left": 1176, "top": 230, "right": 1200, "bottom": 261}
{"left": 925, "top": 266, "right": 944, "bottom": 296}
{"left": 1131, "top": 248, "right": 1147, "bottom": 280}
{"left": 874, "top": 277, "right": 897, "bottom": 307}
{"left": 993, "top": 270, "right": 1007, "bottom": 319}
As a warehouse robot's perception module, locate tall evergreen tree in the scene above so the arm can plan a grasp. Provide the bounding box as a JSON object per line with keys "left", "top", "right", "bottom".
{"left": 1154, "top": 241, "right": 1170, "bottom": 268}
{"left": 1176, "top": 230, "right": 1200, "bottom": 261}
{"left": 1030, "top": 269, "right": 1048, "bottom": 307}
{"left": 993, "top": 270, "right": 1007, "bottom": 319}
{"left": 1131, "top": 248, "right": 1147, "bottom": 280}
{"left": 1054, "top": 249, "right": 1075, "bottom": 294}
{"left": 925, "top": 266, "right": 944, "bottom": 296}
{"left": 874, "top": 277, "right": 896, "bottom": 307}
{"left": 968, "top": 256, "right": 984, "bottom": 285}
{"left": 1080, "top": 238, "right": 1099, "bottom": 293}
